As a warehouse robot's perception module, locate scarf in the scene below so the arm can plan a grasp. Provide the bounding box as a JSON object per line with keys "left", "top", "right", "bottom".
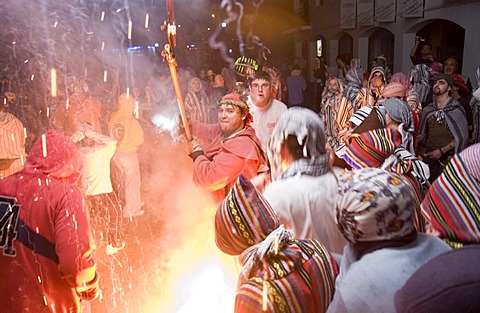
{"left": 418, "top": 98, "right": 469, "bottom": 153}
{"left": 279, "top": 153, "right": 331, "bottom": 180}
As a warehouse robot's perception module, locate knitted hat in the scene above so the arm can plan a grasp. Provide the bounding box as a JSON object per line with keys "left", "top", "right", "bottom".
{"left": 382, "top": 82, "right": 407, "bottom": 99}
{"left": 433, "top": 73, "right": 454, "bottom": 87}
{"left": 336, "top": 168, "right": 416, "bottom": 243}
{"left": 215, "top": 173, "right": 280, "bottom": 255}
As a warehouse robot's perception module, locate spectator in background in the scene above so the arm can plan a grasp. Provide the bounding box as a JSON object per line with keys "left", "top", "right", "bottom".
{"left": 313, "top": 56, "right": 328, "bottom": 112}
{"left": 450, "top": 73, "right": 474, "bottom": 139}
{"left": 59, "top": 77, "right": 106, "bottom": 135}
{"left": 109, "top": 93, "right": 145, "bottom": 219}
{"left": 334, "top": 53, "right": 350, "bottom": 85}
{"left": 185, "top": 77, "right": 210, "bottom": 124}
{"left": 247, "top": 71, "right": 288, "bottom": 151}
{"left": 416, "top": 73, "right": 469, "bottom": 183}
{"left": 286, "top": 65, "right": 307, "bottom": 108}
{"left": 0, "top": 129, "right": 99, "bottom": 312}
{"left": 410, "top": 36, "right": 435, "bottom": 67}
{"left": 345, "top": 66, "right": 365, "bottom": 111}
{"left": 389, "top": 72, "right": 422, "bottom": 114}
{"left": 320, "top": 77, "right": 354, "bottom": 151}
{"left": 210, "top": 74, "right": 228, "bottom": 123}
{"left": 443, "top": 56, "right": 472, "bottom": 92}
{"left": 71, "top": 123, "right": 124, "bottom": 255}
{"left": 374, "top": 55, "right": 392, "bottom": 82}
{"left": 356, "top": 66, "right": 386, "bottom": 108}
{"left": 0, "top": 98, "right": 26, "bottom": 179}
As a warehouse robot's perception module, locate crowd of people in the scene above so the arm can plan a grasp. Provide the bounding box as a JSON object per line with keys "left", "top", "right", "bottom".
{"left": 1, "top": 35, "right": 480, "bottom": 312}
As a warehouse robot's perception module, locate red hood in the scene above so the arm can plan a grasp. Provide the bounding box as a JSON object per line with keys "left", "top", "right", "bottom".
{"left": 25, "top": 129, "right": 82, "bottom": 184}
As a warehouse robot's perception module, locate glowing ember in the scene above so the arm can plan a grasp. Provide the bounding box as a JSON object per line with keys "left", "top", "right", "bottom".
{"left": 145, "top": 13, "right": 150, "bottom": 29}
{"left": 128, "top": 20, "right": 133, "bottom": 40}
{"left": 51, "top": 68, "right": 57, "bottom": 98}
{"left": 41, "top": 134, "right": 47, "bottom": 157}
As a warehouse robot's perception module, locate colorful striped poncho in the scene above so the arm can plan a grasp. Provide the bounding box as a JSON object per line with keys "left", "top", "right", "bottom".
{"left": 215, "top": 173, "right": 338, "bottom": 313}
{"left": 421, "top": 143, "right": 480, "bottom": 248}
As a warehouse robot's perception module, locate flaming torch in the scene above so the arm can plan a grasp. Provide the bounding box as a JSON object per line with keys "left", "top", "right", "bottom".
{"left": 161, "top": 0, "right": 192, "bottom": 140}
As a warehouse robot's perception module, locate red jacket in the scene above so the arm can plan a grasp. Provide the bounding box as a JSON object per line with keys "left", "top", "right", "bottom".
{"left": 191, "top": 122, "right": 266, "bottom": 205}
{"left": 0, "top": 130, "right": 98, "bottom": 313}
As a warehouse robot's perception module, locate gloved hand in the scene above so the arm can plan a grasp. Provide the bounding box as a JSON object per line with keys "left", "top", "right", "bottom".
{"left": 77, "top": 272, "right": 100, "bottom": 302}
{"left": 186, "top": 136, "right": 203, "bottom": 155}
{"left": 184, "top": 135, "right": 204, "bottom": 160}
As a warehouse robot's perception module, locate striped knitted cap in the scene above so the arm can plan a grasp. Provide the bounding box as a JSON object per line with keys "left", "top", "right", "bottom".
{"left": 460, "top": 143, "right": 480, "bottom": 182}
{"left": 343, "top": 128, "right": 402, "bottom": 169}
{"left": 215, "top": 173, "right": 280, "bottom": 255}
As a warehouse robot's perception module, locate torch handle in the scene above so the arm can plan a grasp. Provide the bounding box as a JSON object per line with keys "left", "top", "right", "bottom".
{"left": 165, "top": 50, "right": 192, "bottom": 141}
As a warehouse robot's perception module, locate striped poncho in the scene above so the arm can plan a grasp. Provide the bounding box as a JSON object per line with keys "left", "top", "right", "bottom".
{"left": 215, "top": 173, "right": 338, "bottom": 313}
{"left": 421, "top": 143, "right": 480, "bottom": 248}
{"left": 236, "top": 239, "right": 338, "bottom": 313}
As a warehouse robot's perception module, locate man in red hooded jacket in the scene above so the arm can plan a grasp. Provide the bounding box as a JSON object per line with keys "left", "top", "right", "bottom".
{"left": 0, "top": 129, "right": 99, "bottom": 312}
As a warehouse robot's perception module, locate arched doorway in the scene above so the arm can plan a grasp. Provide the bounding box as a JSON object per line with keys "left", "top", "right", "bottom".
{"left": 415, "top": 20, "right": 465, "bottom": 72}
{"left": 368, "top": 28, "right": 394, "bottom": 72}
{"left": 338, "top": 32, "right": 353, "bottom": 60}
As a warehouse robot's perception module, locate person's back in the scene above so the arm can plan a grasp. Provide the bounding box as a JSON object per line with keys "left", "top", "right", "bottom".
{"left": 264, "top": 107, "right": 347, "bottom": 254}
{"left": 286, "top": 66, "right": 307, "bottom": 107}
{"left": 0, "top": 129, "right": 99, "bottom": 312}
{"left": 215, "top": 173, "right": 338, "bottom": 313}
{"left": 327, "top": 168, "right": 451, "bottom": 313}
{"left": 264, "top": 171, "right": 346, "bottom": 254}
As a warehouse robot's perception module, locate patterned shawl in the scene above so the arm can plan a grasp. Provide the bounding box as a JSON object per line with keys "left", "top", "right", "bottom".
{"left": 417, "top": 98, "right": 469, "bottom": 153}
{"left": 346, "top": 68, "right": 365, "bottom": 110}
{"left": 421, "top": 144, "right": 480, "bottom": 248}
{"left": 408, "top": 64, "right": 432, "bottom": 105}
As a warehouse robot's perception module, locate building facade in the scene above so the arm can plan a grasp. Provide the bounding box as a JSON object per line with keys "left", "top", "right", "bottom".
{"left": 290, "top": 0, "right": 480, "bottom": 82}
